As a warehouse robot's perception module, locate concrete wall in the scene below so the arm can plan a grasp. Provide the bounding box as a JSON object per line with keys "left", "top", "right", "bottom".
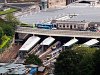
{"left": 47, "top": 0, "right": 66, "bottom": 8}
{"left": 52, "top": 20, "right": 89, "bottom": 30}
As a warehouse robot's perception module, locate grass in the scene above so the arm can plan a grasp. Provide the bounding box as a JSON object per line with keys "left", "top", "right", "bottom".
{"left": 0, "top": 35, "right": 10, "bottom": 52}
{"left": 0, "top": 8, "right": 17, "bottom": 15}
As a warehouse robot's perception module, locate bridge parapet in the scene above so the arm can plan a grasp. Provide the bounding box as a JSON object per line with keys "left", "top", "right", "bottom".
{"left": 16, "top": 27, "right": 100, "bottom": 38}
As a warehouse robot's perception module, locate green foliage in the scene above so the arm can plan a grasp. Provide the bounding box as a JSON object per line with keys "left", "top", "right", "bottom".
{"left": 0, "top": 35, "right": 10, "bottom": 51}
{"left": 73, "top": 46, "right": 96, "bottom": 56}
{"left": 54, "top": 47, "right": 98, "bottom": 75}
{"left": 0, "top": 8, "right": 17, "bottom": 15}
{"left": 25, "top": 54, "right": 42, "bottom": 66}
{"left": 93, "top": 49, "right": 100, "bottom": 75}
{"left": 5, "top": 13, "right": 20, "bottom": 25}
{"left": 0, "top": 18, "right": 15, "bottom": 51}
{"left": 0, "top": 18, "right": 15, "bottom": 36}
{"left": 54, "top": 50, "right": 82, "bottom": 75}
{"left": 3, "top": 25, "right": 15, "bottom": 36}
{"left": 0, "top": 27, "right": 4, "bottom": 38}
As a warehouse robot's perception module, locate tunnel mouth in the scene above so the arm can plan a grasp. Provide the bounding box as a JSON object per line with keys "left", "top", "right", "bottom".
{"left": 79, "top": 1, "right": 91, "bottom": 4}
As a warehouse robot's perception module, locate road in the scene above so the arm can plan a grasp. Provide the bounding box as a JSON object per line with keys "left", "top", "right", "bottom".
{"left": 0, "top": 2, "right": 34, "bottom": 4}
{"left": 16, "top": 27, "right": 100, "bottom": 38}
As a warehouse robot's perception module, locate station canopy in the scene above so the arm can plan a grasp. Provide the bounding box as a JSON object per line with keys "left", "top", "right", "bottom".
{"left": 19, "top": 36, "right": 40, "bottom": 52}
{"left": 40, "top": 37, "right": 55, "bottom": 46}
{"left": 83, "top": 39, "right": 99, "bottom": 46}
{"left": 63, "top": 38, "right": 78, "bottom": 47}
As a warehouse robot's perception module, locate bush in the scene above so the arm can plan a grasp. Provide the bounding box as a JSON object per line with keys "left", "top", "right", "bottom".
{"left": 0, "top": 35, "right": 10, "bottom": 49}
{"left": 25, "top": 54, "right": 42, "bottom": 66}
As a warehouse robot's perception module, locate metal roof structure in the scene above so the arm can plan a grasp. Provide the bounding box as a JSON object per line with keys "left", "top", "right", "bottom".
{"left": 83, "top": 39, "right": 99, "bottom": 46}
{"left": 18, "top": 1, "right": 100, "bottom": 24}
{"left": 63, "top": 38, "right": 78, "bottom": 47}
{"left": 19, "top": 36, "right": 40, "bottom": 51}
{"left": 40, "top": 37, "right": 55, "bottom": 46}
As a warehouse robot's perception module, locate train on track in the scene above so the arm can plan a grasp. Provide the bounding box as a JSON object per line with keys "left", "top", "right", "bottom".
{"left": 35, "top": 23, "right": 100, "bottom": 32}
{"left": 35, "top": 23, "right": 56, "bottom": 29}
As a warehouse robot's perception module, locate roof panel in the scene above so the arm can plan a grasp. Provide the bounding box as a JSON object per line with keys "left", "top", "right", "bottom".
{"left": 19, "top": 36, "right": 40, "bottom": 51}
{"left": 40, "top": 37, "right": 55, "bottom": 46}
{"left": 83, "top": 39, "right": 99, "bottom": 46}
{"left": 63, "top": 38, "right": 78, "bottom": 47}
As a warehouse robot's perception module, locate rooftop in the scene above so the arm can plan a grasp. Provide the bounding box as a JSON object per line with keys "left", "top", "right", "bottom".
{"left": 0, "top": 63, "right": 26, "bottom": 74}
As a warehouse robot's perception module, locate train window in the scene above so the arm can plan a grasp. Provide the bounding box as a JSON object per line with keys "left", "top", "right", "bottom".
{"left": 54, "top": 25, "right": 57, "bottom": 28}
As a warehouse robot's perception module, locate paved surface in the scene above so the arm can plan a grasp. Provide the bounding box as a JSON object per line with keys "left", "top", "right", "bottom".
{"left": 0, "top": 2, "right": 34, "bottom": 4}
{"left": 17, "top": 3, "right": 100, "bottom": 24}
{"left": 16, "top": 27, "right": 100, "bottom": 38}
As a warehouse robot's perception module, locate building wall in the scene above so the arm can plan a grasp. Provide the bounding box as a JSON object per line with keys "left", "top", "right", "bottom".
{"left": 66, "top": 0, "right": 77, "bottom": 4}
{"left": 47, "top": 0, "right": 66, "bottom": 8}
{"left": 52, "top": 20, "right": 89, "bottom": 30}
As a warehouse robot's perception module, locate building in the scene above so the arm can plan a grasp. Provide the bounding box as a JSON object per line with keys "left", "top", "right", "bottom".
{"left": 40, "top": 0, "right": 66, "bottom": 10}
{"left": 7, "top": 0, "right": 39, "bottom": 3}
{"left": 51, "top": 20, "right": 100, "bottom": 31}
{"left": 51, "top": 20, "right": 89, "bottom": 30}
{"left": 47, "top": 0, "right": 66, "bottom": 8}
{"left": 66, "top": 0, "right": 77, "bottom": 4}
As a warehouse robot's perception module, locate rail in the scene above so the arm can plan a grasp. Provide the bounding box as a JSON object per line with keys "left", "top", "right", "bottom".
{"left": 39, "top": 41, "right": 61, "bottom": 60}
{"left": 28, "top": 44, "right": 40, "bottom": 55}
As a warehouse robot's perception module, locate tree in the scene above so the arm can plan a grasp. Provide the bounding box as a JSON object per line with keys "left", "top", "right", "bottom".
{"left": 74, "top": 47, "right": 96, "bottom": 75}
{"left": 0, "top": 27, "right": 4, "bottom": 44}
{"left": 93, "top": 49, "right": 100, "bottom": 75}
{"left": 25, "top": 54, "right": 42, "bottom": 66}
{"left": 5, "top": 13, "right": 20, "bottom": 25}
{"left": 0, "top": 27, "right": 4, "bottom": 38}
{"left": 54, "top": 47, "right": 97, "bottom": 75}
{"left": 54, "top": 50, "right": 82, "bottom": 75}
{"left": 3, "top": 25, "right": 14, "bottom": 36}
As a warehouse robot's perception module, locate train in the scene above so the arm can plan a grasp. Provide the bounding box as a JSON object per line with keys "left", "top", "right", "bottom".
{"left": 35, "top": 23, "right": 56, "bottom": 29}
{"left": 35, "top": 23, "right": 100, "bottom": 32}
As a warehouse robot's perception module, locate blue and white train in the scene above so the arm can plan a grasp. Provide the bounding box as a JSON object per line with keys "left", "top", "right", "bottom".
{"left": 35, "top": 23, "right": 56, "bottom": 29}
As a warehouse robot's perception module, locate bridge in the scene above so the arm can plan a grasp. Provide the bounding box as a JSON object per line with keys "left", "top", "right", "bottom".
{"left": 15, "top": 27, "right": 100, "bottom": 38}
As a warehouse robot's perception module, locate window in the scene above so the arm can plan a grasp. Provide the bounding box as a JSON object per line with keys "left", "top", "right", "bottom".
{"left": 74, "top": 25, "right": 76, "bottom": 28}
{"left": 67, "top": 25, "right": 69, "bottom": 28}
{"left": 59, "top": 25, "right": 62, "bottom": 28}
{"left": 63, "top": 25, "right": 65, "bottom": 28}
